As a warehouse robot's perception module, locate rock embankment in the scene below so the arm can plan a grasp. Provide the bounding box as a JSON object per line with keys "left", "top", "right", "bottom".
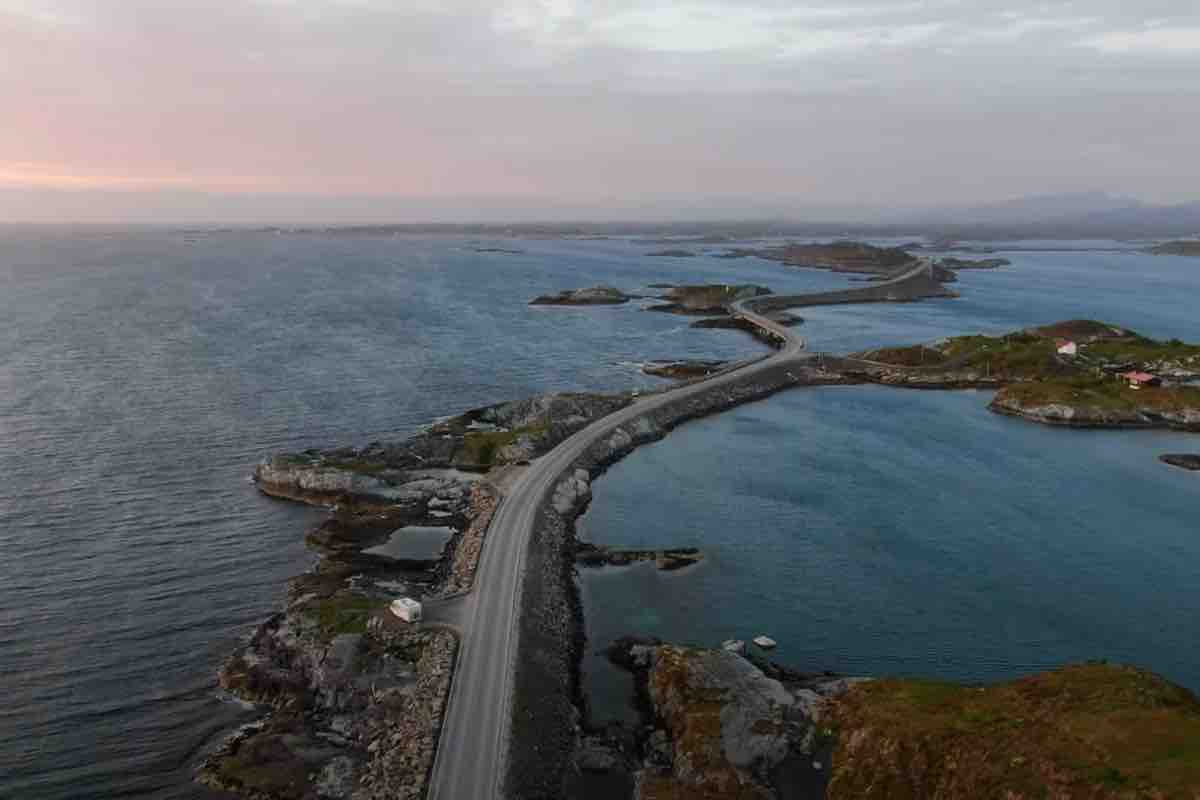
{"left": 440, "top": 483, "right": 499, "bottom": 595}
{"left": 531, "top": 286, "right": 632, "bottom": 305}
{"left": 745, "top": 267, "right": 956, "bottom": 315}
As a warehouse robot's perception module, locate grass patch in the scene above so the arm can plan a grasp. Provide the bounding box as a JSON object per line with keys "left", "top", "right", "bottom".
{"left": 829, "top": 663, "right": 1200, "bottom": 799}
{"left": 1003, "top": 376, "right": 1200, "bottom": 413}
{"left": 459, "top": 421, "right": 549, "bottom": 467}
{"left": 302, "top": 594, "right": 379, "bottom": 639}
{"left": 1085, "top": 336, "right": 1200, "bottom": 365}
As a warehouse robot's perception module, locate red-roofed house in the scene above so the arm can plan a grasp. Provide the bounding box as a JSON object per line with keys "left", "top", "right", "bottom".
{"left": 1120, "top": 371, "right": 1160, "bottom": 388}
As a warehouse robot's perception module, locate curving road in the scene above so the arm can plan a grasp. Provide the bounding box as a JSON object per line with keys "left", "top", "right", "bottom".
{"left": 427, "top": 259, "right": 934, "bottom": 800}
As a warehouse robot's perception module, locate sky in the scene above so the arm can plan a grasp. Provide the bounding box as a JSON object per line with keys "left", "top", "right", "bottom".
{"left": 1, "top": 0, "right": 1198, "bottom": 222}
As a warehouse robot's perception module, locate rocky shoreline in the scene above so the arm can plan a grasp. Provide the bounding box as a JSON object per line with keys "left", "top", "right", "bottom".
{"left": 1161, "top": 453, "right": 1200, "bottom": 471}
{"left": 990, "top": 391, "right": 1200, "bottom": 430}
{"left": 202, "top": 392, "right": 630, "bottom": 799}
{"left": 597, "top": 639, "right": 857, "bottom": 800}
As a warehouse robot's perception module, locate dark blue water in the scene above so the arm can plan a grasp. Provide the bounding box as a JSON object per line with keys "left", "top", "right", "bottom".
{"left": 3, "top": 228, "right": 1198, "bottom": 796}
{"left": 0, "top": 227, "right": 843, "bottom": 799}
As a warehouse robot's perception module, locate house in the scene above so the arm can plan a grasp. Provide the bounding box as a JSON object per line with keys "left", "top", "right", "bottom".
{"left": 1055, "top": 339, "right": 1078, "bottom": 357}
{"left": 390, "top": 597, "right": 423, "bottom": 623}
{"left": 1119, "top": 371, "right": 1160, "bottom": 389}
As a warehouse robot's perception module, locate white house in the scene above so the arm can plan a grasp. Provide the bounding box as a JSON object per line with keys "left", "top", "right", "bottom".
{"left": 390, "top": 597, "right": 423, "bottom": 623}
{"left": 1056, "top": 339, "right": 1078, "bottom": 357}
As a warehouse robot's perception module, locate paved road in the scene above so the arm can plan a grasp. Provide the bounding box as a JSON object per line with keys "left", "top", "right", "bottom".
{"left": 427, "top": 259, "right": 932, "bottom": 800}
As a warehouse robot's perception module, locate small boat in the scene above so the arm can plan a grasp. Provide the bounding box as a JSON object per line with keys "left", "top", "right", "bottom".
{"left": 753, "top": 635, "right": 777, "bottom": 649}
{"left": 721, "top": 639, "right": 746, "bottom": 654}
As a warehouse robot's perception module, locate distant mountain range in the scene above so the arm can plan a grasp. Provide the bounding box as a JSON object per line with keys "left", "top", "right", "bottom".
{"left": 894, "top": 193, "right": 1200, "bottom": 239}
{"left": 139, "top": 191, "right": 1200, "bottom": 241}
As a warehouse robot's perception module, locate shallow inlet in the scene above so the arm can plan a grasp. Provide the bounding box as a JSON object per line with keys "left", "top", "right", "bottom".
{"left": 363, "top": 526, "right": 456, "bottom": 561}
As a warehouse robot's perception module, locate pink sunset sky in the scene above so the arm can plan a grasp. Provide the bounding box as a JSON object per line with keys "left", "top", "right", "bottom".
{"left": 2, "top": 0, "right": 1199, "bottom": 222}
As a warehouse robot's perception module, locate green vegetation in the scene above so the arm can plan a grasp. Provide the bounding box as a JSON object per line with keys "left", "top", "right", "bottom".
{"left": 459, "top": 421, "right": 549, "bottom": 467}
{"left": 301, "top": 594, "right": 379, "bottom": 639}
{"left": 1084, "top": 335, "right": 1200, "bottom": 365}
{"left": 322, "top": 458, "right": 389, "bottom": 475}
{"left": 859, "top": 320, "right": 1200, "bottom": 382}
{"left": 859, "top": 331, "right": 1067, "bottom": 380}
{"left": 829, "top": 663, "right": 1200, "bottom": 799}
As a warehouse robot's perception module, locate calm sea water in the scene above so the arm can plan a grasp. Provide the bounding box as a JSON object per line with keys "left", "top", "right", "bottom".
{"left": 2, "top": 228, "right": 1198, "bottom": 796}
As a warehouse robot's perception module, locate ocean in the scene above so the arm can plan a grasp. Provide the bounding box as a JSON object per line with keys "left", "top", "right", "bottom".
{"left": 1, "top": 227, "right": 1198, "bottom": 796}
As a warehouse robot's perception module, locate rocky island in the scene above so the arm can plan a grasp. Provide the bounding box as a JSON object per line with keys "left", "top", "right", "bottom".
{"left": 646, "top": 283, "right": 772, "bottom": 315}
{"left": 936, "top": 256, "right": 1011, "bottom": 270}
{"left": 1161, "top": 453, "right": 1200, "bottom": 471}
{"left": 1148, "top": 240, "right": 1200, "bottom": 257}
{"left": 646, "top": 249, "right": 698, "bottom": 258}
{"left": 851, "top": 320, "right": 1200, "bottom": 429}
{"left": 530, "top": 285, "right": 632, "bottom": 305}
{"left": 722, "top": 240, "right": 918, "bottom": 275}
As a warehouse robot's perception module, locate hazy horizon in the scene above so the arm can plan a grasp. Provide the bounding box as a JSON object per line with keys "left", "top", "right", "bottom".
{"left": 4, "top": 1, "right": 1199, "bottom": 223}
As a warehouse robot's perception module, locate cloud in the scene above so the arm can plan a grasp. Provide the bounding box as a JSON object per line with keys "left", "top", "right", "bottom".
{"left": 1082, "top": 26, "right": 1200, "bottom": 54}
{"left": 1, "top": 0, "right": 1199, "bottom": 219}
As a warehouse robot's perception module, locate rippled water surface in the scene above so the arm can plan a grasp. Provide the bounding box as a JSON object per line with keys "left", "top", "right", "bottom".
{"left": 2, "top": 228, "right": 1198, "bottom": 796}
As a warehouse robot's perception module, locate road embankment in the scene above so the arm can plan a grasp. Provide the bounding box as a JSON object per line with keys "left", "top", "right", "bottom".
{"left": 506, "top": 358, "right": 851, "bottom": 798}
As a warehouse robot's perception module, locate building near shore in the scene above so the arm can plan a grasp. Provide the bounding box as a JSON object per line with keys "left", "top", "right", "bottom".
{"left": 1056, "top": 339, "right": 1078, "bottom": 356}
{"left": 391, "top": 597, "right": 423, "bottom": 623}
{"left": 1119, "top": 371, "right": 1160, "bottom": 388}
